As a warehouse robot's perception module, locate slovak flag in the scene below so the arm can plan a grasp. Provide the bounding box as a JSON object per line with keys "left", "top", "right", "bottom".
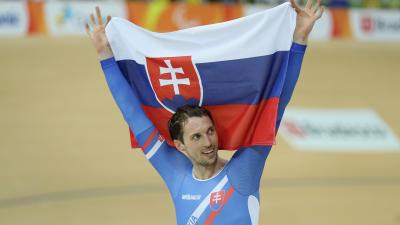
{"left": 105, "top": 2, "right": 296, "bottom": 150}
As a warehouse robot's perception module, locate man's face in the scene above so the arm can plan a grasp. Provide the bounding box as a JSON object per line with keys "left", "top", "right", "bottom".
{"left": 174, "top": 116, "right": 219, "bottom": 167}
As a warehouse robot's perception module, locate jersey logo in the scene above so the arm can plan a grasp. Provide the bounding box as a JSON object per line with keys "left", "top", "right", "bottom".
{"left": 182, "top": 194, "right": 201, "bottom": 200}
{"left": 146, "top": 56, "right": 203, "bottom": 113}
{"left": 186, "top": 215, "right": 198, "bottom": 225}
{"left": 209, "top": 190, "right": 225, "bottom": 211}
{"left": 158, "top": 135, "right": 165, "bottom": 142}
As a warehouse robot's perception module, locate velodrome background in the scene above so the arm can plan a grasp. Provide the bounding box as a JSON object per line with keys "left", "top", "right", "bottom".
{"left": 1, "top": 1, "right": 400, "bottom": 225}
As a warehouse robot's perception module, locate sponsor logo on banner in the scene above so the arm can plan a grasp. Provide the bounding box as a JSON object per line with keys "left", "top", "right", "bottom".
{"left": 351, "top": 9, "right": 400, "bottom": 41}
{"left": 45, "top": 1, "right": 126, "bottom": 36}
{"left": 171, "top": 4, "right": 202, "bottom": 29}
{"left": 0, "top": 2, "right": 28, "bottom": 36}
{"left": 127, "top": 3, "right": 242, "bottom": 32}
{"left": 280, "top": 109, "right": 400, "bottom": 152}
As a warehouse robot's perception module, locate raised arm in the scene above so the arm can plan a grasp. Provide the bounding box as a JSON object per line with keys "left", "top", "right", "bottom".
{"left": 276, "top": 0, "right": 324, "bottom": 128}
{"left": 275, "top": 42, "right": 306, "bottom": 130}
{"left": 227, "top": 0, "right": 324, "bottom": 195}
{"left": 226, "top": 43, "right": 306, "bottom": 195}
{"left": 86, "top": 7, "right": 190, "bottom": 197}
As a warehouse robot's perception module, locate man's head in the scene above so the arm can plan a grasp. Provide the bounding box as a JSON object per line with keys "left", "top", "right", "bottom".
{"left": 168, "top": 106, "right": 219, "bottom": 166}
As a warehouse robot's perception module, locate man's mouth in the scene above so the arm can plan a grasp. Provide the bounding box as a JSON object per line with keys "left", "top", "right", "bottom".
{"left": 202, "top": 149, "right": 214, "bottom": 154}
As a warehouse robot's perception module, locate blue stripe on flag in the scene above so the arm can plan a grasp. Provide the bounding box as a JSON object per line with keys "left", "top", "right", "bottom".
{"left": 117, "top": 50, "right": 288, "bottom": 108}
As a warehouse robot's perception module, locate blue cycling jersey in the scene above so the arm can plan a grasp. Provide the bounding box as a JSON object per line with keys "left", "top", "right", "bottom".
{"left": 100, "top": 43, "right": 306, "bottom": 225}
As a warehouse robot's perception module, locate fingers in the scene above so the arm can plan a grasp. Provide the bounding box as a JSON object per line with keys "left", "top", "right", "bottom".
{"left": 90, "top": 13, "right": 96, "bottom": 27}
{"left": 96, "top": 6, "right": 103, "bottom": 26}
{"left": 106, "top": 15, "right": 112, "bottom": 25}
{"left": 316, "top": 6, "right": 324, "bottom": 19}
{"left": 290, "top": 0, "right": 301, "bottom": 12}
{"left": 313, "top": 0, "right": 321, "bottom": 14}
{"left": 87, "top": 7, "right": 111, "bottom": 30}
{"left": 305, "top": 0, "right": 312, "bottom": 9}
{"left": 85, "top": 23, "right": 91, "bottom": 36}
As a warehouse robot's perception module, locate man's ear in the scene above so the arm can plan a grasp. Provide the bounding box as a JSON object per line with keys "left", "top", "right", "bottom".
{"left": 174, "top": 139, "right": 185, "bottom": 151}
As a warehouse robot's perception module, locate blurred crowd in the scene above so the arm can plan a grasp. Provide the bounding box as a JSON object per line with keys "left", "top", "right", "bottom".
{"left": 127, "top": 0, "right": 400, "bottom": 8}
{"left": 257, "top": 0, "right": 400, "bottom": 8}
{"left": 23, "top": 0, "right": 400, "bottom": 9}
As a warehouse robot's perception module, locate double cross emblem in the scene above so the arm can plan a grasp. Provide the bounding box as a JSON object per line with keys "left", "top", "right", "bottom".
{"left": 159, "top": 59, "right": 190, "bottom": 95}
{"left": 146, "top": 56, "right": 203, "bottom": 113}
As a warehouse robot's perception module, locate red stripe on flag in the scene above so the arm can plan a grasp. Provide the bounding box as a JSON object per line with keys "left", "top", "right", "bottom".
{"left": 130, "top": 97, "right": 279, "bottom": 150}
{"left": 203, "top": 186, "right": 235, "bottom": 225}
{"left": 206, "top": 97, "right": 279, "bottom": 149}
{"left": 142, "top": 129, "right": 158, "bottom": 151}
{"left": 129, "top": 129, "right": 141, "bottom": 149}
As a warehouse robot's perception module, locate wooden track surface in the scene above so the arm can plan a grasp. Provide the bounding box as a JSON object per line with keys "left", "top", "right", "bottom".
{"left": 0, "top": 37, "right": 399, "bottom": 225}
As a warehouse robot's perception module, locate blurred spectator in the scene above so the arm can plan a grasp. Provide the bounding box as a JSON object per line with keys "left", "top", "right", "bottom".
{"left": 108, "top": 0, "right": 400, "bottom": 8}
{"left": 327, "top": 0, "right": 350, "bottom": 7}
{"left": 380, "top": 0, "right": 400, "bottom": 8}
{"left": 253, "top": 0, "right": 288, "bottom": 4}
{"left": 362, "top": 0, "right": 380, "bottom": 7}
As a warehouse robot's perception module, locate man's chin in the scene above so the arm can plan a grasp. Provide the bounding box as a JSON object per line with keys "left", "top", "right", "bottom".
{"left": 200, "top": 154, "right": 218, "bottom": 166}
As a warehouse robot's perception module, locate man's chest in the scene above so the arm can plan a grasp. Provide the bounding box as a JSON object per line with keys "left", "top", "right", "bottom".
{"left": 173, "top": 174, "right": 257, "bottom": 225}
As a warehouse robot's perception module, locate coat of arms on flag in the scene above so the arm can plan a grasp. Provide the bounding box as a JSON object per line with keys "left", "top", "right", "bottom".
{"left": 146, "top": 56, "right": 203, "bottom": 113}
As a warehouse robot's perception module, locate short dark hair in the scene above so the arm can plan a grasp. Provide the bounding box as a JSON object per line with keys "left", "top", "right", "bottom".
{"left": 168, "top": 106, "right": 214, "bottom": 143}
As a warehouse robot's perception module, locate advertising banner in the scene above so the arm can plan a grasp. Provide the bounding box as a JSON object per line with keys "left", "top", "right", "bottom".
{"left": 127, "top": 2, "right": 243, "bottom": 32}
{"left": 27, "top": 0, "right": 47, "bottom": 35}
{"left": 45, "top": 0, "right": 127, "bottom": 36}
{"left": 245, "top": 4, "right": 332, "bottom": 40}
{"left": 279, "top": 108, "right": 400, "bottom": 152}
{"left": 330, "top": 8, "right": 353, "bottom": 39}
{"left": 0, "top": 1, "right": 28, "bottom": 36}
{"left": 350, "top": 9, "right": 400, "bottom": 41}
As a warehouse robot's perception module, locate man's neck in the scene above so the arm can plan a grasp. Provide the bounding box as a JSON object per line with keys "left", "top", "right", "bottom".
{"left": 192, "top": 157, "right": 227, "bottom": 180}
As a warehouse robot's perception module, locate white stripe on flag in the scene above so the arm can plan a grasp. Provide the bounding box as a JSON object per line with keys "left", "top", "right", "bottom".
{"left": 186, "top": 175, "right": 228, "bottom": 225}
{"left": 106, "top": 2, "right": 296, "bottom": 64}
{"left": 145, "top": 139, "right": 164, "bottom": 159}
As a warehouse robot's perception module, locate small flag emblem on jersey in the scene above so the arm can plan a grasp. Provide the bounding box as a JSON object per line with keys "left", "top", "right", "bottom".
{"left": 146, "top": 56, "right": 203, "bottom": 113}
{"left": 158, "top": 135, "right": 165, "bottom": 142}
{"left": 209, "top": 190, "right": 225, "bottom": 211}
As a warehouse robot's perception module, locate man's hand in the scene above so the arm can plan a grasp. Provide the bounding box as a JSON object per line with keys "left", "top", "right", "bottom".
{"left": 85, "top": 6, "right": 113, "bottom": 60}
{"left": 290, "top": 0, "right": 324, "bottom": 45}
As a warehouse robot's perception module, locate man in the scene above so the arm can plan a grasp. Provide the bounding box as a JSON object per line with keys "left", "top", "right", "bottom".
{"left": 86, "top": 0, "right": 323, "bottom": 224}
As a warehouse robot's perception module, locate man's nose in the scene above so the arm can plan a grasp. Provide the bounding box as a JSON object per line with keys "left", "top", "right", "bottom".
{"left": 203, "top": 135, "right": 212, "bottom": 147}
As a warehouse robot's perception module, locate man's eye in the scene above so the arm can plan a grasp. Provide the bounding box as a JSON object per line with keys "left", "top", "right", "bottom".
{"left": 208, "top": 128, "right": 214, "bottom": 135}
{"left": 192, "top": 134, "right": 201, "bottom": 140}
